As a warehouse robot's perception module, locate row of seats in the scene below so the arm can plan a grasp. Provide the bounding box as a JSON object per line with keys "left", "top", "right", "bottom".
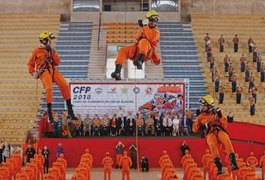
{"left": 0, "top": 14, "right": 61, "bottom": 145}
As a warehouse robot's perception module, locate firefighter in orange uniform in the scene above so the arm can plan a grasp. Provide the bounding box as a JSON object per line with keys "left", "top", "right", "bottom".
{"left": 111, "top": 10, "right": 161, "bottom": 80}
{"left": 102, "top": 152, "right": 114, "bottom": 180}
{"left": 27, "top": 31, "right": 77, "bottom": 123}
{"left": 119, "top": 151, "right": 132, "bottom": 180}
{"left": 192, "top": 95, "right": 239, "bottom": 175}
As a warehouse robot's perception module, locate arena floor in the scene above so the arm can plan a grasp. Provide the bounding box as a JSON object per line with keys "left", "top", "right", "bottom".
{"left": 65, "top": 168, "right": 262, "bottom": 180}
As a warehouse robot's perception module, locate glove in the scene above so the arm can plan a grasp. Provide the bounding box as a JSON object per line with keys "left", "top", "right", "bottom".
{"left": 214, "top": 107, "right": 223, "bottom": 118}
{"left": 199, "top": 124, "right": 207, "bottom": 131}
{"left": 32, "top": 72, "right": 39, "bottom": 79}
{"left": 142, "top": 19, "right": 149, "bottom": 26}
{"left": 138, "top": 19, "right": 143, "bottom": 27}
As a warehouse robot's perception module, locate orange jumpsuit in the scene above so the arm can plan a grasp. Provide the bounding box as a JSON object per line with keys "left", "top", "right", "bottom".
{"left": 201, "top": 149, "right": 212, "bottom": 179}
{"left": 192, "top": 112, "right": 234, "bottom": 158}
{"left": 119, "top": 154, "right": 132, "bottom": 180}
{"left": 259, "top": 152, "right": 265, "bottom": 180}
{"left": 115, "top": 25, "right": 160, "bottom": 65}
{"left": 102, "top": 155, "right": 114, "bottom": 180}
{"left": 27, "top": 44, "right": 70, "bottom": 104}
{"left": 246, "top": 153, "right": 258, "bottom": 172}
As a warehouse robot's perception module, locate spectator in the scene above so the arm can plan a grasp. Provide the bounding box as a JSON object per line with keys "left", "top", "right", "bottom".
{"left": 102, "top": 152, "right": 113, "bottom": 180}
{"left": 245, "top": 63, "right": 250, "bottom": 82}
{"left": 251, "top": 86, "right": 258, "bottom": 103}
{"left": 53, "top": 112, "right": 63, "bottom": 137}
{"left": 252, "top": 43, "right": 258, "bottom": 62}
{"left": 181, "top": 116, "right": 190, "bottom": 136}
{"left": 83, "top": 114, "right": 92, "bottom": 136}
{"left": 0, "top": 140, "right": 4, "bottom": 164}
{"left": 248, "top": 94, "right": 255, "bottom": 116}
{"left": 109, "top": 114, "right": 118, "bottom": 136}
{"left": 140, "top": 156, "right": 149, "bottom": 172}
{"left": 101, "top": 114, "right": 110, "bottom": 136}
{"left": 42, "top": 146, "right": 50, "bottom": 174}
{"left": 214, "top": 74, "right": 220, "bottom": 93}
{"left": 180, "top": 141, "right": 190, "bottom": 156}
{"left": 239, "top": 54, "right": 246, "bottom": 72}
{"left": 125, "top": 112, "right": 136, "bottom": 136}
{"left": 117, "top": 114, "right": 126, "bottom": 136}
{"left": 129, "top": 144, "right": 138, "bottom": 169}
{"left": 56, "top": 143, "right": 64, "bottom": 158}
{"left": 227, "top": 112, "right": 234, "bottom": 123}
{"left": 172, "top": 114, "right": 180, "bottom": 136}
{"left": 232, "top": 34, "right": 239, "bottom": 53}
{"left": 145, "top": 115, "right": 155, "bottom": 136}
{"left": 204, "top": 32, "right": 211, "bottom": 49}
{"left": 219, "top": 83, "right": 225, "bottom": 104}
{"left": 256, "top": 54, "right": 262, "bottom": 72}
{"left": 115, "top": 141, "right": 125, "bottom": 169}
{"left": 218, "top": 34, "right": 225, "bottom": 52}
{"left": 223, "top": 54, "right": 231, "bottom": 72}
{"left": 92, "top": 114, "right": 101, "bottom": 136}
{"left": 25, "top": 144, "right": 36, "bottom": 163}
{"left": 162, "top": 114, "right": 172, "bottom": 136}
{"left": 248, "top": 35, "right": 254, "bottom": 53}
{"left": 248, "top": 73, "right": 255, "bottom": 92}
{"left": 261, "top": 62, "right": 265, "bottom": 82}
{"left": 231, "top": 74, "right": 237, "bottom": 93}
{"left": 2, "top": 142, "right": 10, "bottom": 162}
{"left": 136, "top": 113, "right": 145, "bottom": 136}
{"left": 206, "top": 45, "right": 212, "bottom": 62}
{"left": 154, "top": 115, "right": 162, "bottom": 136}
{"left": 236, "top": 85, "right": 243, "bottom": 104}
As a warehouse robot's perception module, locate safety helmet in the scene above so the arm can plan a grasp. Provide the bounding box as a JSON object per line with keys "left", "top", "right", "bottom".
{"left": 199, "top": 95, "right": 214, "bottom": 107}
{"left": 146, "top": 10, "right": 159, "bottom": 22}
{"left": 39, "top": 31, "right": 55, "bottom": 41}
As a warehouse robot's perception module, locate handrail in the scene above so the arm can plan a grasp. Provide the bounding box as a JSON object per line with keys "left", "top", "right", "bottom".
{"left": 97, "top": 12, "right": 102, "bottom": 51}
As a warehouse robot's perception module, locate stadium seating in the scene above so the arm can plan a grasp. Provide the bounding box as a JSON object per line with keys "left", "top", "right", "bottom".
{"left": 0, "top": 13, "right": 60, "bottom": 144}
{"left": 191, "top": 13, "right": 265, "bottom": 124}
{"left": 159, "top": 22, "right": 207, "bottom": 110}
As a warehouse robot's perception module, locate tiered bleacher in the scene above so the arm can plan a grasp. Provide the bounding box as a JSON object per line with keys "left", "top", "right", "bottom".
{"left": 191, "top": 14, "right": 265, "bottom": 124}
{"left": 0, "top": 14, "right": 60, "bottom": 144}
{"left": 159, "top": 22, "right": 207, "bottom": 111}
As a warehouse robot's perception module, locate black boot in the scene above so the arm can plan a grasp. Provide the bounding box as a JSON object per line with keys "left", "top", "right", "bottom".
{"left": 214, "top": 157, "right": 224, "bottom": 175}
{"left": 66, "top": 99, "right": 77, "bottom": 120}
{"left": 133, "top": 54, "right": 145, "bottom": 70}
{"left": 111, "top": 64, "right": 122, "bottom": 80}
{"left": 47, "top": 103, "right": 54, "bottom": 123}
{"left": 229, "top": 153, "right": 239, "bottom": 170}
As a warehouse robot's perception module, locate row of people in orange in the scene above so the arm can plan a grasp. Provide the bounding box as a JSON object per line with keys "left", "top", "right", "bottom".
{"left": 159, "top": 150, "right": 179, "bottom": 180}
{"left": 201, "top": 149, "right": 232, "bottom": 180}
{"left": 42, "top": 153, "right": 67, "bottom": 180}
{"left": 71, "top": 148, "right": 93, "bottom": 180}
{"left": 181, "top": 150, "right": 204, "bottom": 180}
{"left": 0, "top": 150, "right": 22, "bottom": 180}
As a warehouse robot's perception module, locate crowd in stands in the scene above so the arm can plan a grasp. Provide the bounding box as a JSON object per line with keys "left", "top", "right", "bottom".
{"left": 41, "top": 108, "right": 196, "bottom": 138}
{"left": 204, "top": 33, "right": 264, "bottom": 116}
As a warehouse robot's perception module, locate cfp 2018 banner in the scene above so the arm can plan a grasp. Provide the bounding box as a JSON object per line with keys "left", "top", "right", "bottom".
{"left": 70, "top": 82, "right": 185, "bottom": 117}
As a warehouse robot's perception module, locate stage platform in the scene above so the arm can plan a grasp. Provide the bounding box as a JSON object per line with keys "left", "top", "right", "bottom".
{"left": 39, "top": 122, "right": 265, "bottom": 168}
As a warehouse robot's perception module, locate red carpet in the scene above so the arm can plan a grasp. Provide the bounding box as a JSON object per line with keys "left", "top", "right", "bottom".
{"left": 39, "top": 122, "right": 265, "bottom": 168}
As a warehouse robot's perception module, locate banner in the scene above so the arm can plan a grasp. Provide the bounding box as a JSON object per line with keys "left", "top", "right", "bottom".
{"left": 70, "top": 82, "right": 186, "bottom": 118}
